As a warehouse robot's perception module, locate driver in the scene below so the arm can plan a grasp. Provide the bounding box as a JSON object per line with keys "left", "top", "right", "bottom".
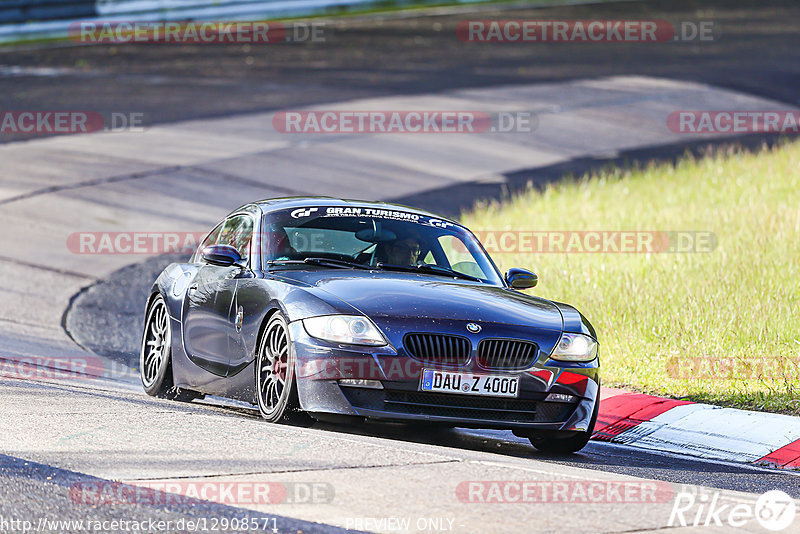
{"left": 263, "top": 225, "right": 297, "bottom": 261}
{"left": 377, "top": 230, "right": 422, "bottom": 266}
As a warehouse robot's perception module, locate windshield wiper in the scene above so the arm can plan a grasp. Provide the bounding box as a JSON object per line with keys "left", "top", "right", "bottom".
{"left": 375, "top": 262, "right": 482, "bottom": 282}
{"left": 267, "top": 257, "right": 372, "bottom": 270}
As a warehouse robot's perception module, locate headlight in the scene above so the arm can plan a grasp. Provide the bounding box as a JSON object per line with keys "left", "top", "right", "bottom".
{"left": 302, "top": 315, "right": 387, "bottom": 346}
{"left": 550, "top": 333, "right": 598, "bottom": 362}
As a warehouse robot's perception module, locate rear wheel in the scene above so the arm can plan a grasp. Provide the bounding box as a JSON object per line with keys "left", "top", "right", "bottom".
{"left": 140, "top": 295, "right": 201, "bottom": 402}
{"left": 256, "top": 312, "right": 306, "bottom": 423}
{"left": 528, "top": 395, "right": 600, "bottom": 454}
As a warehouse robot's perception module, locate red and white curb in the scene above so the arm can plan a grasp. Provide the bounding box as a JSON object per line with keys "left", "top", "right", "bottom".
{"left": 593, "top": 388, "right": 800, "bottom": 470}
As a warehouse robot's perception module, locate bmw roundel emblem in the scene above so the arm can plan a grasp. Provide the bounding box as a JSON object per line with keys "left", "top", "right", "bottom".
{"left": 466, "top": 323, "right": 481, "bottom": 333}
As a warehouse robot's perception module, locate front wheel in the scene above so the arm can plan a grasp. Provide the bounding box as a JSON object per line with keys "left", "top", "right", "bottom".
{"left": 528, "top": 395, "right": 600, "bottom": 454}
{"left": 256, "top": 312, "right": 306, "bottom": 423}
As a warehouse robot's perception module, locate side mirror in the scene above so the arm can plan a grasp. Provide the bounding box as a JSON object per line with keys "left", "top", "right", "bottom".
{"left": 202, "top": 244, "right": 244, "bottom": 267}
{"left": 505, "top": 268, "right": 538, "bottom": 289}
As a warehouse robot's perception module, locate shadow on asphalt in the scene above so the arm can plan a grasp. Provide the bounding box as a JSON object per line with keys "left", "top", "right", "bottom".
{"left": 0, "top": 452, "right": 355, "bottom": 533}
{"left": 279, "top": 408, "right": 800, "bottom": 498}
{"left": 393, "top": 132, "right": 791, "bottom": 217}
{"left": 184, "top": 397, "right": 800, "bottom": 499}
{"left": 12, "top": 373, "right": 795, "bottom": 498}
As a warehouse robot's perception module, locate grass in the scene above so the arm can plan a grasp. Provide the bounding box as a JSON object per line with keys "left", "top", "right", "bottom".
{"left": 0, "top": 0, "right": 616, "bottom": 48}
{"left": 309, "top": 0, "right": 618, "bottom": 18}
{"left": 462, "top": 140, "right": 800, "bottom": 415}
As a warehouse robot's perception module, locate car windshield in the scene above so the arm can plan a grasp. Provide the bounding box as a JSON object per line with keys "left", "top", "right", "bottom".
{"left": 262, "top": 206, "right": 503, "bottom": 285}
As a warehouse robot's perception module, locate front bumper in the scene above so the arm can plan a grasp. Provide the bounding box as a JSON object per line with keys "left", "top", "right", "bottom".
{"left": 289, "top": 321, "right": 599, "bottom": 432}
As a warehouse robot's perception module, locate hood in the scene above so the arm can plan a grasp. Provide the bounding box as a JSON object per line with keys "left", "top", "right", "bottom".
{"left": 274, "top": 270, "right": 563, "bottom": 331}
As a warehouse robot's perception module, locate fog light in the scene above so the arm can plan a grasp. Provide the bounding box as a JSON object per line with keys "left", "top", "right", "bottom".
{"left": 338, "top": 379, "right": 383, "bottom": 389}
{"left": 545, "top": 393, "right": 577, "bottom": 403}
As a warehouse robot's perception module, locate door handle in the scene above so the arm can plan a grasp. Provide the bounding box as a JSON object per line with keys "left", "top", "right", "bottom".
{"left": 234, "top": 307, "right": 244, "bottom": 332}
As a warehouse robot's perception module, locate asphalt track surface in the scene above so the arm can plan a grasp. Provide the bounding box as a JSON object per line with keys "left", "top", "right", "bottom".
{"left": 2, "top": 0, "right": 800, "bottom": 532}
{"left": 0, "top": 451, "right": 348, "bottom": 534}
{"left": 1, "top": 0, "right": 799, "bottom": 144}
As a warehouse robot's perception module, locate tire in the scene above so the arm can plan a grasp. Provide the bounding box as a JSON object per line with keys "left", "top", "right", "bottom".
{"left": 528, "top": 394, "right": 600, "bottom": 454}
{"left": 255, "top": 312, "right": 306, "bottom": 423}
{"left": 140, "top": 294, "right": 202, "bottom": 402}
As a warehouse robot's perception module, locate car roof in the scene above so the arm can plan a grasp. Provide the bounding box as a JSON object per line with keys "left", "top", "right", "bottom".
{"left": 248, "top": 196, "right": 461, "bottom": 225}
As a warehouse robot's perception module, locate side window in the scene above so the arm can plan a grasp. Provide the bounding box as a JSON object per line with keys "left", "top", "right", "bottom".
{"left": 192, "top": 222, "right": 223, "bottom": 263}
{"left": 193, "top": 215, "right": 254, "bottom": 264}
{"left": 218, "top": 215, "right": 254, "bottom": 259}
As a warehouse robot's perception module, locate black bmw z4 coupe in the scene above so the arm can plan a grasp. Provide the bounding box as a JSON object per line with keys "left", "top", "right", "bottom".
{"left": 141, "top": 197, "right": 600, "bottom": 453}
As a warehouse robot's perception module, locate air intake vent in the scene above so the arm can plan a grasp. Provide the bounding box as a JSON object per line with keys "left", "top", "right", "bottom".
{"left": 403, "top": 333, "right": 471, "bottom": 367}
{"left": 477, "top": 339, "right": 538, "bottom": 370}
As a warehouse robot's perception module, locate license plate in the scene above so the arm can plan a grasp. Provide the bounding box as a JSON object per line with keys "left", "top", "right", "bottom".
{"left": 420, "top": 369, "right": 519, "bottom": 398}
